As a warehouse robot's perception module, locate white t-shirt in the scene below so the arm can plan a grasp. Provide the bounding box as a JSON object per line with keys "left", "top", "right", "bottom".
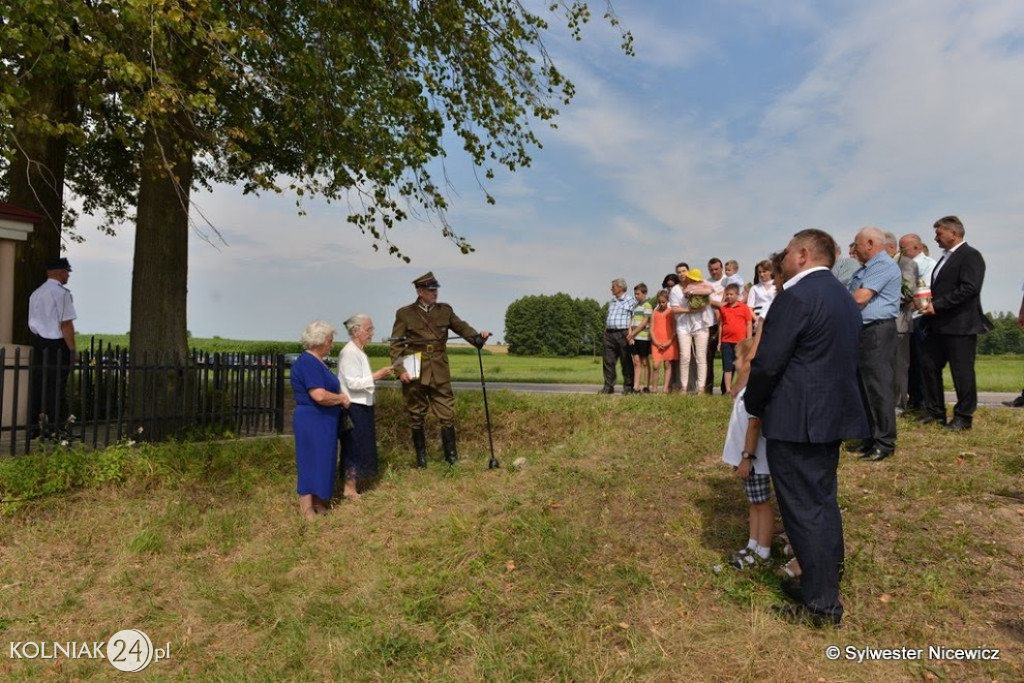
{"left": 721, "top": 387, "right": 769, "bottom": 474}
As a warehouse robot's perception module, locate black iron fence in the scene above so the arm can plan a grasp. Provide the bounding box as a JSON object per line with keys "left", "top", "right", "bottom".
{"left": 1, "top": 340, "right": 286, "bottom": 455}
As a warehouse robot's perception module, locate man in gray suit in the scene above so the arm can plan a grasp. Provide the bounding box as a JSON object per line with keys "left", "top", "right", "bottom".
{"left": 885, "top": 232, "right": 919, "bottom": 413}
{"left": 746, "top": 229, "right": 869, "bottom": 627}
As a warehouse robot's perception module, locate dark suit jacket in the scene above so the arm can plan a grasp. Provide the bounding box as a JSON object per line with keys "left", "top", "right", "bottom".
{"left": 928, "top": 243, "right": 992, "bottom": 335}
{"left": 745, "top": 269, "right": 868, "bottom": 443}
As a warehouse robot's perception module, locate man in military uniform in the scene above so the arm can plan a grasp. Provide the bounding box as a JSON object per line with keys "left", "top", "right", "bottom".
{"left": 28, "top": 257, "right": 78, "bottom": 437}
{"left": 390, "top": 272, "right": 490, "bottom": 467}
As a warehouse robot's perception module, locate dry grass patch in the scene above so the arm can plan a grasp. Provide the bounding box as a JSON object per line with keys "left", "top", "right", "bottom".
{"left": 0, "top": 390, "right": 1021, "bottom": 680}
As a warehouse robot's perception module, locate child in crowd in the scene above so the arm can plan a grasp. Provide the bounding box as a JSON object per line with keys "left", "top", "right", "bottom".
{"left": 721, "top": 337, "right": 772, "bottom": 570}
{"left": 714, "top": 283, "right": 753, "bottom": 394}
{"left": 627, "top": 283, "right": 653, "bottom": 393}
{"left": 746, "top": 259, "right": 777, "bottom": 327}
{"left": 724, "top": 259, "right": 745, "bottom": 288}
{"left": 649, "top": 289, "right": 678, "bottom": 393}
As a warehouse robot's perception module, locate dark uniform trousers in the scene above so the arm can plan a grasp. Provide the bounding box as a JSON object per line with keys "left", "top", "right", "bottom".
{"left": 29, "top": 333, "right": 73, "bottom": 431}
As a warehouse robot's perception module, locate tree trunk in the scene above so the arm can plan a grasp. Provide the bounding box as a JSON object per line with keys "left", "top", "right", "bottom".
{"left": 128, "top": 117, "right": 193, "bottom": 440}
{"left": 130, "top": 117, "right": 193, "bottom": 361}
{"left": 7, "top": 78, "right": 75, "bottom": 345}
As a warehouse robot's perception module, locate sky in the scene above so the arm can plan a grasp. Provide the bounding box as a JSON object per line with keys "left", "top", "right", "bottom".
{"left": 67, "top": 0, "right": 1024, "bottom": 344}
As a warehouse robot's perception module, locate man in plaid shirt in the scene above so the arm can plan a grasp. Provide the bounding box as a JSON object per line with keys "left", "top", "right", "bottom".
{"left": 600, "top": 278, "right": 637, "bottom": 394}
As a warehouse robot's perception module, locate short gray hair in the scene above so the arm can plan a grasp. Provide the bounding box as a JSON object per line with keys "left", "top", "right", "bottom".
{"left": 300, "top": 320, "right": 336, "bottom": 349}
{"left": 612, "top": 277, "right": 627, "bottom": 290}
{"left": 343, "top": 313, "right": 372, "bottom": 337}
{"left": 883, "top": 231, "right": 897, "bottom": 248}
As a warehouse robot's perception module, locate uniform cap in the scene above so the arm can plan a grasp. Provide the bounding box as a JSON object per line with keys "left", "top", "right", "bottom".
{"left": 413, "top": 271, "right": 440, "bottom": 290}
{"left": 45, "top": 257, "right": 72, "bottom": 272}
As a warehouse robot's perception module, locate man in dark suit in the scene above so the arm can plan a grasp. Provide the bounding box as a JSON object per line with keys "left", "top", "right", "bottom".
{"left": 746, "top": 229, "right": 869, "bottom": 627}
{"left": 918, "top": 216, "right": 991, "bottom": 431}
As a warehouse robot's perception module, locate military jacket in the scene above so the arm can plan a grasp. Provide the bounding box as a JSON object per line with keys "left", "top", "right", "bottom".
{"left": 390, "top": 302, "right": 480, "bottom": 386}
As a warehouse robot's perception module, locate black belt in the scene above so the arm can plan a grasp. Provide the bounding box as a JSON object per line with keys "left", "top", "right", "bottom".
{"left": 862, "top": 318, "right": 896, "bottom": 329}
{"left": 606, "top": 328, "right": 628, "bottom": 333}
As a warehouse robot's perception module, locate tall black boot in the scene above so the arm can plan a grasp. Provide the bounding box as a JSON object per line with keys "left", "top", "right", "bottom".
{"left": 412, "top": 428, "right": 427, "bottom": 468}
{"left": 441, "top": 425, "right": 458, "bottom": 464}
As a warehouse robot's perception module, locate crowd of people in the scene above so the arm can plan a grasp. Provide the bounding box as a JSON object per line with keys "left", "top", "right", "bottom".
{"left": 603, "top": 216, "right": 1005, "bottom": 627}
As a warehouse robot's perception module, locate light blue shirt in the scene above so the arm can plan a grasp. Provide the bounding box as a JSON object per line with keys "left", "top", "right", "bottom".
{"left": 849, "top": 252, "right": 901, "bottom": 323}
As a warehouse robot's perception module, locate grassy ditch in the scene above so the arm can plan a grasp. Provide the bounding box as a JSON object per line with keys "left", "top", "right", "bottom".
{"left": 1, "top": 390, "right": 1022, "bottom": 680}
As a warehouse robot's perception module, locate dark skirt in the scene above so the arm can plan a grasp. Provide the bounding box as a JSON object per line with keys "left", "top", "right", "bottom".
{"left": 340, "top": 403, "right": 379, "bottom": 480}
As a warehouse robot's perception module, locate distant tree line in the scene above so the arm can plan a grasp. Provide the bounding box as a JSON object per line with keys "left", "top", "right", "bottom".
{"left": 978, "top": 312, "right": 1024, "bottom": 355}
{"left": 503, "top": 299, "right": 1023, "bottom": 357}
{"left": 504, "top": 294, "right": 604, "bottom": 356}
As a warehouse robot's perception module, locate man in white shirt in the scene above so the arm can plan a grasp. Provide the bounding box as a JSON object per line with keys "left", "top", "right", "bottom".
{"left": 705, "top": 258, "right": 728, "bottom": 394}
{"left": 899, "top": 233, "right": 937, "bottom": 411}
{"left": 28, "top": 257, "right": 77, "bottom": 437}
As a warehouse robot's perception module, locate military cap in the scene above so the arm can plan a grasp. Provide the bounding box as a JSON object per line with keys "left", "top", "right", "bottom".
{"left": 413, "top": 272, "right": 440, "bottom": 290}
{"left": 45, "top": 257, "right": 72, "bottom": 272}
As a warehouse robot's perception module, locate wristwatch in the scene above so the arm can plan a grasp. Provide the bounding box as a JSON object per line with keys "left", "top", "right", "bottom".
{"left": 741, "top": 450, "right": 757, "bottom": 460}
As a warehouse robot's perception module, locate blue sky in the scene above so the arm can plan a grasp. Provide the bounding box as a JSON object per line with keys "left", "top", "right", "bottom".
{"left": 70, "top": 0, "right": 1024, "bottom": 344}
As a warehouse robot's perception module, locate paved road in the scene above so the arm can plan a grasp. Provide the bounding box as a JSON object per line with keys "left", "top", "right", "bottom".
{"left": 381, "top": 381, "right": 1021, "bottom": 407}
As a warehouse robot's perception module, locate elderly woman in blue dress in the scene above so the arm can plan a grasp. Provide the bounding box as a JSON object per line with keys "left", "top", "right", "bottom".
{"left": 291, "top": 320, "right": 350, "bottom": 519}
{"left": 337, "top": 314, "right": 393, "bottom": 499}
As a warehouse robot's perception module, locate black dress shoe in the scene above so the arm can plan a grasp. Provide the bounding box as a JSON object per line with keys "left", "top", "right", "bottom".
{"left": 1003, "top": 394, "right": 1024, "bottom": 408}
{"left": 863, "top": 447, "right": 893, "bottom": 462}
{"left": 772, "top": 603, "right": 841, "bottom": 628}
{"left": 844, "top": 439, "right": 873, "bottom": 454}
{"left": 598, "top": 387, "right": 614, "bottom": 395}
{"left": 916, "top": 415, "right": 947, "bottom": 426}
{"left": 779, "top": 577, "right": 803, "bottom": 603}
{"left": 943, "top": 418, "right": 972, "bottom": 432}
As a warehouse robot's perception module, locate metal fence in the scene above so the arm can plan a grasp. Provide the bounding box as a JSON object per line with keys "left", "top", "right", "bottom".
{"left": 1, "top": 340, "right": 286, "bottom": 456}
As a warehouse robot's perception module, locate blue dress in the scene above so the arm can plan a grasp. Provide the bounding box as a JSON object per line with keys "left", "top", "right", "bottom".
{"left": 291, "top": 352, "right": 341, "bottom": 499}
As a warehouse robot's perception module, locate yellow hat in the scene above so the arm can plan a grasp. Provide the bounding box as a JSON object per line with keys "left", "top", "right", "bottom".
{"left": 685, "top": 268, "right": 704, "bottom": 282}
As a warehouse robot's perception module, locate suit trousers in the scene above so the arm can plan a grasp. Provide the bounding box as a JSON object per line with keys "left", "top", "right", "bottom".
{"left": 602, "top": 329, "right": 634, "bottom": 391}
{"left": 921, "top": 331, "right": 978, "bottom": 422}
{"left": 856, "top": 319, "right": 898, "bottom": 452}
{"left": 894, "top": 331, "right": 911, "bottom": 411}
{"left": 767, "top": 439, "right": 845, "bottom": 621}
{"left": 907, "top": 318, "right": 926, "bottom": 408}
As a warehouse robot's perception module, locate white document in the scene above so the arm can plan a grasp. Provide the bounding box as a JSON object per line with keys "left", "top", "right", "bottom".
{"left": 398, "top": 352, "right": 422, "bottom": 379}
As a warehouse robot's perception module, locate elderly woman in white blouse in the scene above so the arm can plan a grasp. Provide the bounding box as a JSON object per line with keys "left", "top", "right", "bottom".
{"left": 337, "top": 314, "right": 393, "bottom": 499}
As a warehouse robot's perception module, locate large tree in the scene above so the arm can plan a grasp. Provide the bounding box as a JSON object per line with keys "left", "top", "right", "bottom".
{"left": 2, "top": 1, "right": 632, "bottom": 359}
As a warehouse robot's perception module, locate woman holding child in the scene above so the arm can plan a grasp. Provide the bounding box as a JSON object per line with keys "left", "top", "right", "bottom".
{"left": 669, "top": 268, "right": 715, "bottom": 393}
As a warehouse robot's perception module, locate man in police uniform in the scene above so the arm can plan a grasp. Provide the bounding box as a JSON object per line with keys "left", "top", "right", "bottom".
{"left": 28, "top": 257, "right": 77, "bottom": 437}
{"left": 390, "top": 272, "right": 490, "bottom": 467}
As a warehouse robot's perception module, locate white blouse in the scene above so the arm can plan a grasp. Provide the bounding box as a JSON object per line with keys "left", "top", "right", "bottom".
{"left": 337, "top": 342, "right": 377, "bottom": 406}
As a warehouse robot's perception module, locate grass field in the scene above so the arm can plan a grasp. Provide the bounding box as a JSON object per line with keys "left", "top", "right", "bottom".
{"left": 78, "top": 334, "right": 1024, "bottom": 392}
{"left": 1, "top": 390, "right": 1022, "bottom": 680}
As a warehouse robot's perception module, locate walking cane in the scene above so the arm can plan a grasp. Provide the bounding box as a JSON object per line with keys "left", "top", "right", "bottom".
{"left": 477, "top": 343, "right": 500, "bottom": 469}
